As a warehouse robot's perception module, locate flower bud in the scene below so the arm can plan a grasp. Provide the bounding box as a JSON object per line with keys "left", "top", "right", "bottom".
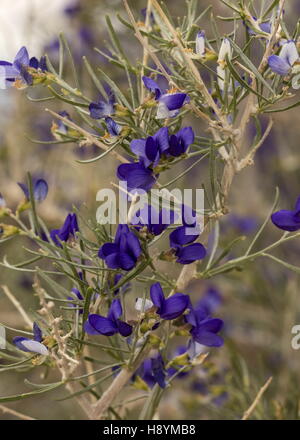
{"left": 132, "top": 375, "right": 149, "bottom": 391}
{"left": 149, "top": 333, "right": 164, "bottom": 349}
{"left": 195, "top": 31, "right": 206, "bottom": 57}
{"left": 218, "top": 38, "right": 231, "bottom": 65}
{"left": 0, "top": 224, "right": 21, "bottom": 238}
{"left": 169, "top": 352, "right": 190, "bottom": 367}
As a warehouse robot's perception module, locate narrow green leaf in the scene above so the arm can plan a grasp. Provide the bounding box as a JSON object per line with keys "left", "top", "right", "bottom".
{"left": 263, "top": 99, "right": 300, "bottom": 113}
{"left": 229, "top": 38, "right": 275, "bottom": 96}
{"left": 0, "top": 382, "right": 63, "bottom": 403}
{"left": 226, "top": 55, "right": 272, "bottom": 103}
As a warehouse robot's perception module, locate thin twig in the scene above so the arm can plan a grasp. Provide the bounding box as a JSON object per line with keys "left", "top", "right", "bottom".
{"left": 1, "top": 285, "right": 32, "bottom": 328}
{"left": 238, "top": 118, "right": 273, "bottom": 170}
{"left": 0, "top": 404, "right": 35, "bottom": 420}
{"left": 45, "top": 109, "right": 128, "bottom": 164}
{"left": 242, "top": 376, "right": 273, "bottom": 420}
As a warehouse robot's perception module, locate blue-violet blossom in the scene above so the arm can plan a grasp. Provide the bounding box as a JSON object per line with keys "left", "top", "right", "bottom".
{"left": 271, "top": 196, "right": 300, "bottom": 231}
{"left": 84, "top": 298, "right": 132, "bottom": 337}
{"left": 98, "top": 224, "right": 142, "bottom": 270}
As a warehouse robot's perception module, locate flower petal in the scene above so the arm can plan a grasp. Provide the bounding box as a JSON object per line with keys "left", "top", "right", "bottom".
{"left": 150, "top": 282, "right": 165, "bottom": 310}
{"left": 98, "top": 243, "right": 119, "bottom": 259}
{"left": 117, "top": 163, "right": 156, "bottom": 191}
{"left": 29, "top": 57, "right": 39, "bottom": 69}
{"left": 130, "top": 138, "right": 147, "bottom": 157}
{"left": 160, "top": 292, "right": 189, "bottom": 320}
{"left": 280, "top": 41, "right": 299, "bottom": 67}
{"left": 142, "top": 76, "right": 162, "bottom": 99}
{"left": 145, "top": 136, "right": 159, "bottom": 164}
{"left": 21, "top": 339, "right": 49, "bottom": 356}
{"left": 114, "top": 252, "right": 137, "bottom": 270}
{"left": 87, "top": 314, "right": 117, "bottom": 336}
{"left": 105, "top": 117, "right": 121, "bottom": 136}
{"left": 192, "top": 329, "right": 224, "bottom": 347}
{"left": 50, "top": 229, "right": 61, "bottom": 247}
{"left": 108, "top": 298, "right": 122, "bottom": 321}
{"left": 268, "top": 55, "right": 291, "bottom": 75}
{"left": 199, "top": 318, "right": 224, "bottom": 333}
{"left": 159, "top": 93, "right": 187, "bottom": 111}
{"left": 125, "top": 231, "right": 142, "bottom": 259}
{"left": 176, "top": 126, "right": 195, "bottom": 151}
{"left": 13, "top": 336, "right": 30, "bottom": 352}
{"left": 13, "top": 46, "right": 29, "bottom": 70}
{"left": 156, "top": 101, "right": 173, "bottom": 119}
{"left": 271, "top": 210, "right": 300, "bottom": 231}
{"left": 153, "top": 126, "right": 169, "bottom": 152}
{"left": 116, "top": 320, "right": 133, "bottom": 337}
{"left": 170, "top": 226, "right": 198, "bottom": 248}
{"left": 151, "top": 355, "right": 166, "bottom": 388}
{"left": 34, "top": 179, "right": 48, "bottom": 202}
{"left": 89, "top": 100, "right": 114, "bottom": 119}
{"left": 176, "top": 243, "right": 206, "bottom": 264}
{"left": 84, "top": 320, "right": 101, "bottom": 335}
{"left": 196, "top": 31, "right": 206, "bottom": 56}
{"left": 33, "top": 322, "right": 43, "bottom": 342}
{"left": 17, "top": 182, "right": 29, "bottom": 200}
{"left": 57, "top": 213, "right": 72, "bottom": 241}
{"left": 70, "top": 213, "right": 79, "bottom": 234}
{"left": 135, "top": 298, "right": 153, "bottom": 312}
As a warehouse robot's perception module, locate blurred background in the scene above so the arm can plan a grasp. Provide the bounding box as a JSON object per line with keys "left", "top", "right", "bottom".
{"left": 0, "top": 0, "right": 300, "bottom": 420}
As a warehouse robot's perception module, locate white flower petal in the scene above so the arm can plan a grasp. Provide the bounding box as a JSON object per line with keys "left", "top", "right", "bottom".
{"left": 156, "top": 101, "right": 171, "bottom": 119}
{"left": 135, "top": 298, "right": 153, "bottom": 312}
{"left": 187, "top": 340, "right": 205, "bottom": 359}
{"left": 280, "top": 41, "right": 299, "bottom": 67}
{"left": 196, "top": 31, "right": 205, "bottom": 57}
{"left": 218, "top": 38, "right": 231, "bottom": 63}
{"left": 21, "top": 340, "right": 49, "bottom": 356}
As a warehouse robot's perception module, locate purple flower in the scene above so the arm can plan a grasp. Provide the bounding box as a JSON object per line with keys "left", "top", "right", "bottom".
{"left": 84, "top": 298, "right": 132, "bottom": 337}
{"left": 13, "top": 322, "right": 48, "bottom": 356}
{"left": 98, "top": 224, "right": 142, "bottom": 271}
{"left": 142, "top": 76, "right": 163, "bottom": 99}
{"left": 169, "top": 225, "right": 206, "bottom": 264}
{"left": 18, "top": 178, "right": 48, "bottom": 202}
{"left": 130, "top": 127, "right": 169, "bottom": 167}
{"left": 50, "top": 213, "right": 79, "bottom": 246}
{"left": 67, "top": 287, "right": 84, "bottom": 314}
{"left": 244, "top": 17, "right": 271, "bottom": 35}
{"left": 0, "top": 47, "right": 47, "bottom": 89}
{"left": 150, "top": 282, "right": 189, "bottom": 320}
{"left": 117, "top": 161, "right": 156, "bottom": 192}
{"left": 131, "top": 126, "right": 194, "bottom": 164}
{"left": 89, "top": 92, "right": 115, "bottom": 119}
{"left": 167, "top": 126, "right": 194, "bottom": 157}
{"left": 271, "top": 196, "right": 300, "bottom": 231}
{"left": 142, "top": 76, "right": 188, "bottom": 119}
{"left": 132, "top": 204, "right": 176, "bottom": 236}
{"left": 186, "top": 304, "right": 224, "bottom": 347}
{"left": 136, "top": 354, "right": 166, "bottom": 388}
{"left": 105, "top": 117, "right": 122, "bottom": 136}
{"left": 268, "top": 41, "right": 299, "bottom": 76}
